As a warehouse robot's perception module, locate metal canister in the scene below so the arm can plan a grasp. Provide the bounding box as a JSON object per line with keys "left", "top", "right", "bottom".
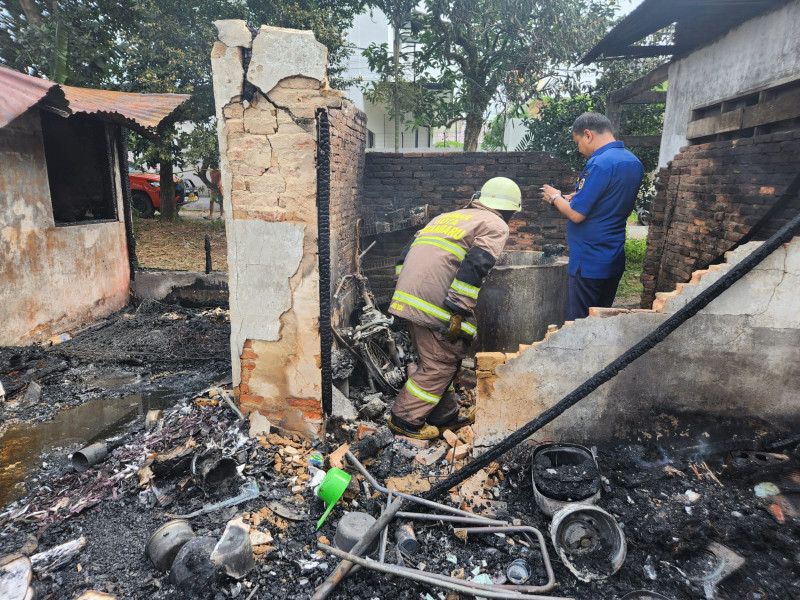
{"left": 146, "top": 520, "right": 196, "bottom": 571}
{"left": 71, "top": 443, "right": 109, "bottom": 472}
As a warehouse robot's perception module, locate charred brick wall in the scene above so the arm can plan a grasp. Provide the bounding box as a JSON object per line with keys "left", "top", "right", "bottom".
{"left": 361, "top": 152, "right": 575, "bottom": 302}
{"left": 329, "top": 101, "right": 367, "bottom": 325}
{"left": 642, "top": 132, "right": 800, "bottom": 307}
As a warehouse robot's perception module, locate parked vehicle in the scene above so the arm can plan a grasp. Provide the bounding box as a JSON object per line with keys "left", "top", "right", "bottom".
{"left": 129, "top": 173, "right": 195, "bottom": 218}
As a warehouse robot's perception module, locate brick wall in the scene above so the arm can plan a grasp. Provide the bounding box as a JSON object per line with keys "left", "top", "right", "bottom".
{"left": 642, "top": 132, "right": 800, "bottom": 307}
{"left": 361, "top": 152, "right": 575, "bottom": 302}
{"left": 329, "top": 101, "right": 367, "bottom": 324}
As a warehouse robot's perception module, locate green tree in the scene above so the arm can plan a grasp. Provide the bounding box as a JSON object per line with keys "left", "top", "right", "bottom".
{"left": 0, "top": 0, "right": 129, "bottom": 85}
{"left": 363, "top": 0, "right": 616, "bottom": 152}
{"left": 516, "top": 56, "right": 667, "bottom": 176}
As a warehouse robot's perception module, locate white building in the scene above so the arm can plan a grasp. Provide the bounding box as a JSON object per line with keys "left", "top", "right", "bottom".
{"left": 583, "top": 0, "right": 800, "bottom": 168}
{"left": 342, "top": 8, "right": 463, "bottom": 152}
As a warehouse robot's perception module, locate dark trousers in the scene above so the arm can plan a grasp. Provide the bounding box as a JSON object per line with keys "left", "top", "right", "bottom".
{"left": 566, "top": 268, "right": 623, "bottom": 320}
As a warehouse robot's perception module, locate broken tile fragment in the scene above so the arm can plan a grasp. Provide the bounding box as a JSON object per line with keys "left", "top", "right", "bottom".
{"left": 387, "top": 473, "right": 431, "bottom": 494}
{"left": 443, "top": 430, "right": 459, "bottom": 447}
{"left": 415, "top": 443, "right": 448, "bottom": 466}
{"left": 445, "top": 444, "right": 471, "bottom": 463}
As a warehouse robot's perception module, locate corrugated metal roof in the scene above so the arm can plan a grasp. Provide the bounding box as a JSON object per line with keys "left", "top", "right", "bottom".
{"left": 62, "top": 86, "right": 190, "bottom": 130}
{"left": 0, "top": 64, "right": 190, "bottom": 133}
{"left": 581, "top": 0, "right": 791, "bottom": 64}
{"left": 0, "top": 65, "right": 66, "bottom": 128}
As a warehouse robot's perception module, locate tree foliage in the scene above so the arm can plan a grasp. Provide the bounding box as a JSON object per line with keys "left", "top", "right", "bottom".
{"left": 516, "top": 55, "right": 668, "bottom": 177}
{"left": 363, "top": 0, "right": 617, "bottom": 151}
{"left": 0, "top": 0, "right": 130, "bottom": 85}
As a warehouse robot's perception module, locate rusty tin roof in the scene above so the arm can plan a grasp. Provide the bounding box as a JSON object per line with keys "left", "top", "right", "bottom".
{"left": 0, "top": 65, "right": 190, "bottom": 132}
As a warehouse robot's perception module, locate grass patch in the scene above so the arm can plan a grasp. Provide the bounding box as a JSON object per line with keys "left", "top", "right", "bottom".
{"left": 133, "top": 214, "right": 227, "bottom": 271}
{"left": 617, "top": 236, "right": 647, "bottom": 300}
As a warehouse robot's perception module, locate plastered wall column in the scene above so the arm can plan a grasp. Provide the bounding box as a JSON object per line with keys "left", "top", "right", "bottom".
{"left": 211, "top": 21, "right": 344, "bottom": 435}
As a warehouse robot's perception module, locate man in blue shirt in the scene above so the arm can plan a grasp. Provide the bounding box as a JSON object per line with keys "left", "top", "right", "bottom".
{"left": 542, "top": 112, "right": 644, "bottom": 320}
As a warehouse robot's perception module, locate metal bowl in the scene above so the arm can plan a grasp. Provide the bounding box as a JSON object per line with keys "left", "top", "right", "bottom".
{"left": 531, "top": 443, "right": 601, "bottom": 516}
{"left": 550, "top": 504, "right": 626, "bottom": 582}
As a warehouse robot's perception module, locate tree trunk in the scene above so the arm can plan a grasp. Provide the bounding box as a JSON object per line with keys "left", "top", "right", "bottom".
{"left": 463, "top": 113, "right": 483, "bottom": 152}
{"left": 392, "top": 16, "right": 401, "bottom": 153}
{"left": 159, "top": 160, "right": 176, "bottom": 221}
{"left": 18, "top": 0, "right": 42, "bottom": 24}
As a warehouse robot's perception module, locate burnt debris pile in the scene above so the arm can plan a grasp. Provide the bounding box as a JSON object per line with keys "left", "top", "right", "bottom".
{"left": 1, "top": 381, "right": 799, "bottom": 600}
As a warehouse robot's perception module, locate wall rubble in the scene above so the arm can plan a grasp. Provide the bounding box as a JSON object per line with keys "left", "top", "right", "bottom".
{"left": 474, "top": 236, "right": 800, "bottom": 447}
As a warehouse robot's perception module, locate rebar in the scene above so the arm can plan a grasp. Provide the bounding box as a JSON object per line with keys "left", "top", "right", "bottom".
{"left": 318, "top": 543, "right": 573, "bottom": 600}
{"left": 396, "top": 512, "right": 507, "bottom": 526}
{"left": 346, "top": 451, "right": 496, "bottom": 522}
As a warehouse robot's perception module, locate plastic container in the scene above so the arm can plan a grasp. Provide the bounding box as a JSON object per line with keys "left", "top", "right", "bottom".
{"left": 334, "top": 512, "right": 379, "bottom": 556}
{"left": 506, "top": 558, "right": 531, "bottom": 584}
{"left": 316, "top": 468, "right": 351, "bottom": 530}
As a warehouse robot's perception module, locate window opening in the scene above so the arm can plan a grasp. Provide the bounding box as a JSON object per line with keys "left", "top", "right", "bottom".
{"left": 40, "top": 111, "right": 118, "bottom": 225}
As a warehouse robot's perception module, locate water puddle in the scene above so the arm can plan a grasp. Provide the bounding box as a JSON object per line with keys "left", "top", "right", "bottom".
{"left": 0, "top": 390, "right": 177, "bottom": 507}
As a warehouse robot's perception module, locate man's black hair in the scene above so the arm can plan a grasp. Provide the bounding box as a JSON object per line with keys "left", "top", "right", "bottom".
{"left": 499, "top": 210, "right": 515, "bottom": 223}
{"left": 571, "top": 112, "right": 613, "bottom": 135}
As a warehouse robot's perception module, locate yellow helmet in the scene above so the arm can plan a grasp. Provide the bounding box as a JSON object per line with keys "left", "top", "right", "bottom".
{"left": 478, "top": 177, "right": 522, "bottom": 212}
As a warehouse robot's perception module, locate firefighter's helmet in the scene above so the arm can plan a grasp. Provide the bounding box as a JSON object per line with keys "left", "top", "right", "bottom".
{"left": 477, "top": 177, "right": 522, "bottom": 212}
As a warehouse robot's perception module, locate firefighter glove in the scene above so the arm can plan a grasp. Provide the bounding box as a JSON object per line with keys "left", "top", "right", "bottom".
{"left": 446, "top": 314, "right": 463, "bottom": 342}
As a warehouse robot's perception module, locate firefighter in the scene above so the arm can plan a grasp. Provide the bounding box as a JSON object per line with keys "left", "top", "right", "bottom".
{"left": 387, "top": 177, "right": 522, "bottom": 439}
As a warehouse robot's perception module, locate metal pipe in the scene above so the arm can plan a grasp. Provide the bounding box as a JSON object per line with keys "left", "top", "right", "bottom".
{"left": 318, "top": 543, "right": 573, "bottom": 600}
{"left": 396, "top": 512, "right": 507, "bottom": 526}
{"left": 312, "top": 495, "right": 406, "bottom": 600}
{"left": 71, "top": 443, "right": 108, "bottom": 472}
{"left": 379, "top": 492, "right": 391, "bottom": 564}
{"left": 454, "top": 526, "right": 555, "bottom": 593}
{"left": 345, "top": 451, "right": 495, "bottom": 522}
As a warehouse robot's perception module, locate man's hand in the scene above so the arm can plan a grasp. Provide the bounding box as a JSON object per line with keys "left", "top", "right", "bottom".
{"left": 541, "top": 184, "right": 562, "bottom": 205}
{"left": 446, "top": 314, "right": 463, "bottom": 342}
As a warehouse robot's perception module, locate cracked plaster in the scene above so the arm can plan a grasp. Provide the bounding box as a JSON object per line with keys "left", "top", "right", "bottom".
{"left": 228, "top": 219, "right": 305, "bottom": 385}
{"left": 247, "top": 26, "right": 328, "bottom": 96}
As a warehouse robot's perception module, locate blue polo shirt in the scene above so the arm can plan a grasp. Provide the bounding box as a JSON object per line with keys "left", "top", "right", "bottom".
{"left": 567, "top": 141, "right": 644, "bottom": 278}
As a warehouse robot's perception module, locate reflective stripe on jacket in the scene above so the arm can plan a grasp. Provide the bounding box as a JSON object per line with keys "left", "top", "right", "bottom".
{"left": 388, "top": 201, "right": 509, "bottom": 336}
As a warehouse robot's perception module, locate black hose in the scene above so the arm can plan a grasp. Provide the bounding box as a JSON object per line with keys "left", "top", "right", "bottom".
{"left": 425, "top": 208, "right": 800, "bottom": 501}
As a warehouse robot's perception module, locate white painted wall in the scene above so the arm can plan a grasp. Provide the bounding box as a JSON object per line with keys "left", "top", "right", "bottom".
{"left": 659, "top": 0, "right": 800, "bottom": 166}
{"left": 343, "top": 7, "right": 462, "bottom": 152}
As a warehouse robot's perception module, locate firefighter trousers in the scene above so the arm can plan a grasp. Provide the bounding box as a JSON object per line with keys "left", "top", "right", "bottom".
{"left": 391, "top": 321, "right": 469, "bottom": 426}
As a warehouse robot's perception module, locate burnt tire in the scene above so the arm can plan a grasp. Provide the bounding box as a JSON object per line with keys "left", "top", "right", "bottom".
{"left": 132, "top": 191, "right": 155, "bottom": 218}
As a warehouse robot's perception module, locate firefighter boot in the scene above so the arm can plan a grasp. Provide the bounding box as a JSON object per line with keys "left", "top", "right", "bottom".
{"left": 429, "top": 405, "right": 476, "bottom": 433}
{"left": 388, "top": 414, "right": 440, "bottom": 440}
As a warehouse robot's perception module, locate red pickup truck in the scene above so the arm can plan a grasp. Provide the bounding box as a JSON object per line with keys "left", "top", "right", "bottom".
{"left": 129, "top": 173, "right": 197, "bottom": 217}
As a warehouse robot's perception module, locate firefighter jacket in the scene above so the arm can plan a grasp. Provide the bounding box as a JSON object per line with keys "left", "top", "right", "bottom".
{"left": 388, "top": 200, "right": 509, "bottom": 338}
